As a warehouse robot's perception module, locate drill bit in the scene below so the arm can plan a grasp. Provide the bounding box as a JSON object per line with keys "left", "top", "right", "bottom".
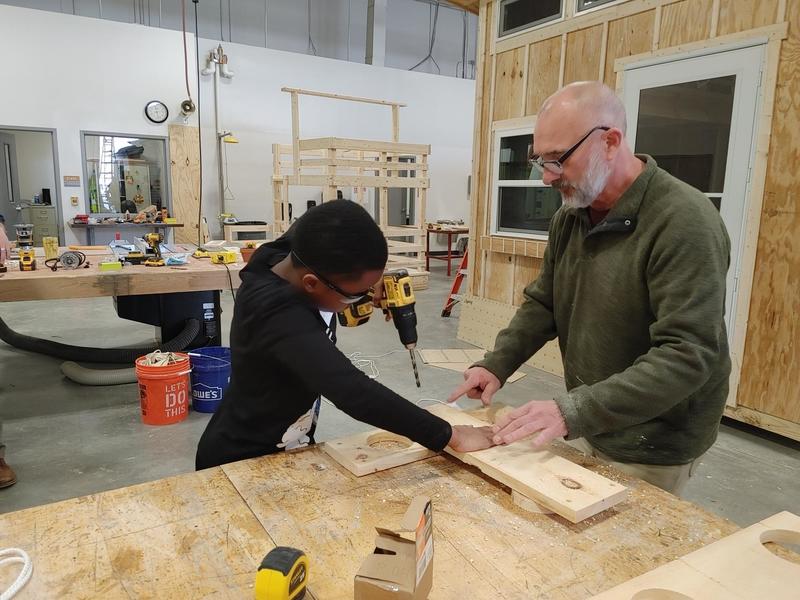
{"left": 409, "top": 349, "right": 420, "bottom": 388}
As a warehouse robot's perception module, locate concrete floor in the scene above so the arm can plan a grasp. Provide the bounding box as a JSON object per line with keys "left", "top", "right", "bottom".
{"left": 1, "top": 266, "right": 799, "bottom": 526}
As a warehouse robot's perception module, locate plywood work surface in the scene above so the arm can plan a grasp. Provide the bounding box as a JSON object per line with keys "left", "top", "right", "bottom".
{"left": 591, "top": 511, "right": 800, "bottom": 599}
{"left": 1, "top": 445, "right": 739, "bottom": 599}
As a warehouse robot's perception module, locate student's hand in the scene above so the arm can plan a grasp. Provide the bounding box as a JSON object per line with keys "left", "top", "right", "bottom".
{"left": 491, "top": 400, "right": 567, "bottom": 448}
{"left": 447, "top": 424, "right": 495, "bottom": 453}
{"left": 447, "top": 367, "right": 500, "bottom": 407}
{"left": 370, "top": 279, "right": 392, "bottom": 321}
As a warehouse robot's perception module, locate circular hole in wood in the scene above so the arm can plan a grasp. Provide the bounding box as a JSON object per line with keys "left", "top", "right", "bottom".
{"left": 760, "top": 529, "right": 800, "bottom": 566}
{"left": 560, "top": 477, "right": 582, "bottom": 490}
{"left": 367, "top": 432, "right": 413, "bottom": 451}
{"left": 631, "top": 590, "right": 694, "bottom": 600}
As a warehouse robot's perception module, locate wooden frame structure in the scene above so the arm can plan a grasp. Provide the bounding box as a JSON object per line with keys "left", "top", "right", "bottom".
{"left": 272, "top": 87, "right": 430, "bottom": 271}
{"left": 462, "top": 0, "right": 799, "bottom": 441}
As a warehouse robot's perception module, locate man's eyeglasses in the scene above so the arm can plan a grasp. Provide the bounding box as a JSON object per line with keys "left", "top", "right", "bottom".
{"left": 529, "top": 126, "right": 610, "bottom": 176}
{"left": 291, "top": 251, "right": 371, "bottom": 304}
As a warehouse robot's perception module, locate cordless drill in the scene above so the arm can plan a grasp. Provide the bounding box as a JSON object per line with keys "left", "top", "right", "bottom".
{"left": 338, "top": 269, "right": 420, "bottom": 387}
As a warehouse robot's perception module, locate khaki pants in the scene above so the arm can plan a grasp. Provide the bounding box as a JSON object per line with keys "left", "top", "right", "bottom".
{"left": 567, "top": 438, "right": 700, "bottom": 497}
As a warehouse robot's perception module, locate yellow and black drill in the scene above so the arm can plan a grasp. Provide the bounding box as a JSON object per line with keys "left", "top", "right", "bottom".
{"left": 338, "top": 269, "right": 420, "bottom": 387}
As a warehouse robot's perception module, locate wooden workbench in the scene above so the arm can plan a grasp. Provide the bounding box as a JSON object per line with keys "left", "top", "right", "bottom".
{"left": 0, "top": 247, "right": 242, "bottom": 302}
{"left": 0, "top": 443, "right": 738, "bottom": 599}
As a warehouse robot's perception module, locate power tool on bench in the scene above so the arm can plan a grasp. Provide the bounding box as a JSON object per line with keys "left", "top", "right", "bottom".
{"left": 255, "top": 546, "right": 309, "bottom": 600}
{"left": 143, "top": 232, "right": 165, "bottom": 267}
{"left": 338, "top": 269, "right": 420, "bottom": 388}
{"left": 15, "top": 223, "right": 36, "bottom": 272}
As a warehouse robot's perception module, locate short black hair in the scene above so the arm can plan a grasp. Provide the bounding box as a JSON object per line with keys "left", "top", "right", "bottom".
{"left": 290, "top": 200, "right": 387, "bottom": 279}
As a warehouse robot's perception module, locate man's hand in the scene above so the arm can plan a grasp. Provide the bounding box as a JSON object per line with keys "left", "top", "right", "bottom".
{"left": 491, "top": 400, "right": 567, "bottom": 448}
{"left": 447, "top": 424, "right": 495, "bottom": 452}
{"left": 447, "top": 366, "right": 500, "bottom": 406}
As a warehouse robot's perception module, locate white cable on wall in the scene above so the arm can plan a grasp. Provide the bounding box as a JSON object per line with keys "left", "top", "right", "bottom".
{"left": 0, "top": 548, "right": 33, "bottom": 600}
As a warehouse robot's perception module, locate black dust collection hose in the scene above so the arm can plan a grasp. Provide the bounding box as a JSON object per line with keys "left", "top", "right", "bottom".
{"left": 0, "top": 317, "right": 201, "bottom": 385}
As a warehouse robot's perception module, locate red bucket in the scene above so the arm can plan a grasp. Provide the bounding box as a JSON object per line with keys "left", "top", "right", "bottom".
{"left": 135, "top": 353, "right": 192, "bottom": 425}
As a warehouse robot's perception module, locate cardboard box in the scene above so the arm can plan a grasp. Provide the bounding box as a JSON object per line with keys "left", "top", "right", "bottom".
{"left": 354, "top": 496, "right": 434, "bottom": 600}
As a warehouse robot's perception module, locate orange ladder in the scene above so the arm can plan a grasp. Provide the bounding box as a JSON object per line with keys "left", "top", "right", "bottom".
{"left": 441, "top": 246, "right": 468, "bottom": 317}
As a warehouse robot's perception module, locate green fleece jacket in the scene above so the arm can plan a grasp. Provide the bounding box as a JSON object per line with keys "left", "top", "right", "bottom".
{"left": 478, "top": 155, "right": 731, "bottom": 465}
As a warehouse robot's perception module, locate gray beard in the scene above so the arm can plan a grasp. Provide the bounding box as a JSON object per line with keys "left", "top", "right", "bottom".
{"left": 557, "top": 153, "right": 612, "bottom": 209}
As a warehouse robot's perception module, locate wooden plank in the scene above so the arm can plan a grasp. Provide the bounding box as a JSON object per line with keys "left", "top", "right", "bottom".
{"left": 426, "top": 404, "right": 628, "bottom": 523}
{"left": 391, "top": 104, "right": 400, "bottom": 142}
{"left": 492, "top": 47, "right": 527, "bottom": 121}
{"left": 300, "top": 158, "right": 428, "bottom": 170}
{"left": 603, "top": 10, "right": 657, "bottom": 88}
{"left": 0, "top": 255, "right": 242, "bottom": 302}
{"left": 484, "top": 251, "right": 514, "bottom": 304}
{"left": 428, "top": 361, "right": 527, "bottom": 383}
{"left": 717, "top": 0, "right": 779, "bottom": 36}
{"left": 288, "top": 174, "right": 429, "bottom": 189}
{"left": 0, "top": 468, "right": 272, "bottom": 598}
{"left": 659, "top": 0, "right": 714, "bottom": 48}
{"left": 168, "top": 124, "right": 200, "bottom": 245}
{"left": 591, "top": 511, "right": 800, "bottom": 599}
{"left": 512, "top": 255, "right": 540, "bottom": 307}
{"left": 564, "top": 24, "right": 605, "bottom": 84}
{"left": 725, "top": 404, "right": 800, "bottom": 443}
{"left": 526, "top": 36, "right": 562, "bottom": 116}
{"left": 298, "top": 137, "right": 430, "bottom": 155}
{"left": 281, "top": 86, "right": 406, "bottom": 107}
{"left": 467, "top": 0, "right": 491, "bottom": 298}
{"left": 322, "top": 430, "right": 435, "bottom": 476}
{"left": 291, "top": 91, "right": 300, "bottom": 176}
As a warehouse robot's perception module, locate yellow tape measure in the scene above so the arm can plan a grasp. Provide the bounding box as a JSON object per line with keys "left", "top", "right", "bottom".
{"left": 254, "top": 547, "right": 309, "bottom": 600}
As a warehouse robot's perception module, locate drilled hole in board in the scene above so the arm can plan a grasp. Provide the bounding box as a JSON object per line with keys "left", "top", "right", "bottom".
{"left": 631, "top": 590, "right": 693, "bottom": 600}
{"left": 760, "top": 529, "right": 800, "bottom": 566}
{"left": 367, "top": 432, "right": 413, "bottom": 451}
{"left": 560, "top": 477, "right": 582, "bottom": 490}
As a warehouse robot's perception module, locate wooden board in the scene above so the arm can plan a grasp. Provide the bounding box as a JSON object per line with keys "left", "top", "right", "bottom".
{"left": 417, "top": 348, "right": 526, "bottom": 383}
{"left": 604, "top": 10, "right": 657, "bottom": 88}
{"left": 718, "top": 0, "right": 778, "bottom": 36}
{"left": 0, "top": 254, "right": 242, "bottom": 302}
{"left": 484, "top": 251, "right": 514, "bottom": 304}
{"left": 426, "top": 404, "right": 628, "bottom": 523}
{"left": 0, "top": 468, "right": 272, "bottom": 598}
{"left": 591, "top": 511, "right": 800, "bottom": 599}
{"left": 512, "top": 255, "right": 540, "bottom": 307}
{"left": 564, "top": 25, "right": 604, "bottom": 84}
{"left": 492, "top": 48, "right": 526, "bottom": 121}
{"left": 322, "top": 430, "right": 436, "bottom": 476}
{"left": 457, "top": 295, "right": 564, "bottom": 377}
{"left": 526, "top": 36, "right": 562, "bottom": 116}
{"left": 168, "top": 124, "right": 201, "bottom": 245}
{"left": 659, "top": 0, "right": 714, "bottom": 48}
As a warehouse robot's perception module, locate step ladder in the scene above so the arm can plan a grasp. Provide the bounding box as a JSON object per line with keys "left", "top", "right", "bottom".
{"left": 441, "top": 246, "right": 468, "bottom": 317}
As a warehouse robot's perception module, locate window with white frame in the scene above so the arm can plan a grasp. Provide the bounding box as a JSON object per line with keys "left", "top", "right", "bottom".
{"left": 492, "top": 130, "right": 562, "bottom": 238}
{"left": 498, "top": 0, "right": 562, "bottom": 37}
{"left": 576, "top": 0, "right": 619, "bottom": 12}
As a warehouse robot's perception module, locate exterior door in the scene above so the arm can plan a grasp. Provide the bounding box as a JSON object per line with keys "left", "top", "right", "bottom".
{"left": 623, "top": 44, "right": 764, "bottom": 349}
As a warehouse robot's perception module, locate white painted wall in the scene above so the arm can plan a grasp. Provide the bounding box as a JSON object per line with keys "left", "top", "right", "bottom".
{"left": 0, "top": 130, "right": 56, "bottom": 202}
{"left": 0, "top": 4, "right": 475, "bottom": 249}
{"left": 197, "top": 37, "right": 475, "bottom": 239}
{"left": 0, "top": 4, "right": 197, "bottom": 245}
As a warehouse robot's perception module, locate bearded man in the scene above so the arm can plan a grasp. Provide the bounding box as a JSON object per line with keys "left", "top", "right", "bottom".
{"left": 448, "top": 81, "right": 731, "bottom": 496}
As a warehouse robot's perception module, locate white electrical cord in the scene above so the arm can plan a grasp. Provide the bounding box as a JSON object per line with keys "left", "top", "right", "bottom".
{"left": 0, "top": 548, "right": 33, "bottom": 600}
{"left": 345, "top": 350, "right": 405, "bottom": 380}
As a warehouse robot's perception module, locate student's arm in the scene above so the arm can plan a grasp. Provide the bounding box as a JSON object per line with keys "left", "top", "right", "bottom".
{"left": 264, "top": 306, "right": 459, "bottom": 450}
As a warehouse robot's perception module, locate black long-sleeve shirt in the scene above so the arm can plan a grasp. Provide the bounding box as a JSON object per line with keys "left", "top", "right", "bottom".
{"left": 195, "top": 236, "right": 452, "bottom": 470}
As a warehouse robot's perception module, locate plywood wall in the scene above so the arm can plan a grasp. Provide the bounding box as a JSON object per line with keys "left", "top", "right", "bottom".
{"left": 466, "top": 0, "right": 798, "bottom": 433}
{"left": 168, "top": 124, "right": 201, "bottom": 245}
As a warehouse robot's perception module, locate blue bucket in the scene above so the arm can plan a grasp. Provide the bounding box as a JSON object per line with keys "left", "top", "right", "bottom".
{"left": 189, "top": 347, "right": 231, "bottom": 413}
